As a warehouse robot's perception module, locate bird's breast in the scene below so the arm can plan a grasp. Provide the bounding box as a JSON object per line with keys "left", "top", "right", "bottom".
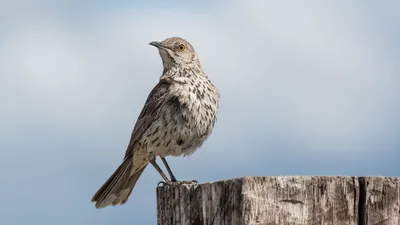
{"left": 177, "top": 76, "right": 219, "bottom": 139}
{"left": 153, "top": 71, "right": 219, "bottom": 157}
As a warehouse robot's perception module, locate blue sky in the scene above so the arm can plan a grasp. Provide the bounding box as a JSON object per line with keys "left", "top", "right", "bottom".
{"left": 1, "top": 1, "right": 399, "bottom": 224}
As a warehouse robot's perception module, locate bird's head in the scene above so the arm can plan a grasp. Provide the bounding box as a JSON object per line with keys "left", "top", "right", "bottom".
{"left": 149, "top": 37, "right": 201, "bottom": 70}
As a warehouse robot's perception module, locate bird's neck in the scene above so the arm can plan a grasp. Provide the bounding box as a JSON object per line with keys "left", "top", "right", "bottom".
{"left": 163, "top": 63, "right": 204, "bottom": 76}
{"left": 161, "top": 64, "right": 206, "bottom": 81}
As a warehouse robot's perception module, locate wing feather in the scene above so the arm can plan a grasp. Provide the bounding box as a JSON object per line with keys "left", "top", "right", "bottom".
{"left": 124, "top": 79, "right": 173, "bottom": 159}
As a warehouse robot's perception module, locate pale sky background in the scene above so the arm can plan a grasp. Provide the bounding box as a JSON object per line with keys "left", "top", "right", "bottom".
{"left": 1, "top": 1, "right": 399, "bottom": 224}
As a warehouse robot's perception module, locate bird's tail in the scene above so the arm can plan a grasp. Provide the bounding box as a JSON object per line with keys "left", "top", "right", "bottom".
{"left": 91, "top": 158, "right": 148, "bottom": 208}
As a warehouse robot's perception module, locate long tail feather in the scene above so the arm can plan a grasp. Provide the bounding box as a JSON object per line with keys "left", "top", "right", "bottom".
{"left": 92, "top": 158, "right": 148, "bottom": 208}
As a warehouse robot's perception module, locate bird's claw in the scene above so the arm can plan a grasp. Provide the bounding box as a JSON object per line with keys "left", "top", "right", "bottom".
{"left": 157, "top": 179, "right": 199, "bottom": 187}
{"left": 157, "top": 181, "right": 171, "bottom": 187}
{"left": 180, "top": 179, "right": 198, "bottom": 185}
{"left": 172, "top": 180, "right": 199, "bottom": 185}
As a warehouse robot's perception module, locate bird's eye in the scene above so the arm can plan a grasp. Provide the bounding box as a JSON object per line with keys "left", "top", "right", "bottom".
{"left": 177, "top": 44, "right": 185, "bottom": 52}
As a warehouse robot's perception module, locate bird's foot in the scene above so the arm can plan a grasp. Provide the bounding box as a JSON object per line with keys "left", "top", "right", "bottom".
{"left": 170, "top": 180, "right": 199, "bottom": 185}
{"left": 157, "top": 179, "right": 198, "bottom": 187}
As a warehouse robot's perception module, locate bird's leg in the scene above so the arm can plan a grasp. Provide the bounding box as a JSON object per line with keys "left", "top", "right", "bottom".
{"left": 148, "top": 152, "right": 170, "bottom": 184}
{"left": 160, "top": 156, "right": 198, "bottom": 185}
{"left": 160, "top": 156, "right": 177, "bottom": 182}
{"left": 150, "top": 160, "right": 170, "bottom": 183}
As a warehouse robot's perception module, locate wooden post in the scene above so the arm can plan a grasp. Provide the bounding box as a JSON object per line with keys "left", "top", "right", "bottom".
{"left": 156, "top": 176, "right": 400, "bottom": 225}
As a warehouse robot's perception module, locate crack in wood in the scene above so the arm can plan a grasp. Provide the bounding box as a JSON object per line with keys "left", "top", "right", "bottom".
{"left": 279, "top": 199, "right": 305, "bottom": 205}
{"left": 358, "top": 177, "right": 367, "bottom": 225}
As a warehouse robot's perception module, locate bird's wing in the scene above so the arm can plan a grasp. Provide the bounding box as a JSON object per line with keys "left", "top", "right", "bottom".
{"left": 124, "top": 79, "right": 173, "bottom": 159}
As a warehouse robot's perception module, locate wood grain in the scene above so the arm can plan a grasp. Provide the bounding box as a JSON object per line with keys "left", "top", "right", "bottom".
{"left": 156, "top": 176, "right": 400, "bottom": 225}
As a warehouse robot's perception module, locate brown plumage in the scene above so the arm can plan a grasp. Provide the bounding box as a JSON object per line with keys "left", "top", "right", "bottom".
{"left": 91, "top": 37, "right": 219, "bottom": 208}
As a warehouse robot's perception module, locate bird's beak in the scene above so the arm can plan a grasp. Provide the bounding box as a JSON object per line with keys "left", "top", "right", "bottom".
{"left": 149, "top": 41, "right": 163, "bottom": 49}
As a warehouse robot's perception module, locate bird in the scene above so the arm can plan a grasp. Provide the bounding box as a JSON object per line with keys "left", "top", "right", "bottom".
{"left": 91, "top": 37, "right": 220, "bottom": 208}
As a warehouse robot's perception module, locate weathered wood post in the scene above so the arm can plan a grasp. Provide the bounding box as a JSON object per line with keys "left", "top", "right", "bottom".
{"left": 157, "top": 176, "right": 399, "bottom": 225}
